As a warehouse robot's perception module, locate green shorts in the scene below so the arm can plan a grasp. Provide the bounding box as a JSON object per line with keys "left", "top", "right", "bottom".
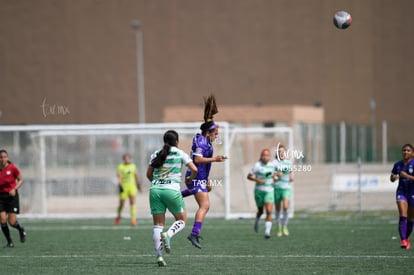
{"left": 254, "top": 189, "right": 274, "bottom": 208}
{"left": 119, "top": 184, "right": 137, "bottom": 200}
{"left": 274, "top": 187, "right": 291, "bottom": 204}
{"left": 149, "top": 188, "right": 185, "bottom": 215}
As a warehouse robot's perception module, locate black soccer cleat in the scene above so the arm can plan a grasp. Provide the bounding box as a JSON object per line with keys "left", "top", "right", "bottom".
{"left": 5, "top": 242, "right": 14, "bottom": 248}
{"left": 187, "top": 234, "right": 202, "bottom": 249}
{"left": 254, "top": 221, "right": 259, "bottom": 233}
{"left": 19, "top": 227, "right": 26, "bottom": 243}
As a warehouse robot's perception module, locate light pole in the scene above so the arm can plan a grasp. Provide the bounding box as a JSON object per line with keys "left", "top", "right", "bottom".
{"left": 131, "top": 20, "right": 145, "bottom": 123}
{"left": 131, "top": 20, "right": 146, "bottom": 183}
{"left": 370, "top": 97, "right": 376, "bottom": 162}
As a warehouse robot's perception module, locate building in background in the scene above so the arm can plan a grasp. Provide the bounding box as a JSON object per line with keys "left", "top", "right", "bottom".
{"left": 0, "top": 0, "right": 413, "bottom": 161}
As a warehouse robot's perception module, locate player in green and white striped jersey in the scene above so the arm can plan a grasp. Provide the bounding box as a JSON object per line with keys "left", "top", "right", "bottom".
{"left": 273, "top": 144, "right": 294, "bottom": 237}
{"left": 147, "top": 130, "right": 198, "bottom": 267}
{"left": 247, "top": 149, "right": 276, "bottom": 239}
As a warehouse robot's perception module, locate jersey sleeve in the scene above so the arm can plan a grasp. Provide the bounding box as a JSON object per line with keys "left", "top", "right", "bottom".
{"left": 13, "top": 165, "right": 21, "bottom": 178}
{"left": 193, "top": 135, "right": 208, "bottom": 157}
{"left": 249, "top": 163, "right": 258, "bottom": 175}
{"left": 409, "top": 160, "right": 414, "bottom": 176}
{"left": 391, "top": 161, "right": 399, "bottom": 175}
{"left": 181, "top": 150, "right": 193, "bottom": 165}
{"left": 149, "top": 151, "right": 158, "bottom": 165}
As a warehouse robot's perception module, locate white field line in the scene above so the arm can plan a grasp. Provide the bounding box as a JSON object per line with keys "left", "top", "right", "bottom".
{"left": 0, "top": 254, "right": 413, "bottom": 259}
{"left": 25, "top": 225, "right": 155, "bottom": 231}
{"left": 25, "top": 225, "right": 389, "bottom": 231}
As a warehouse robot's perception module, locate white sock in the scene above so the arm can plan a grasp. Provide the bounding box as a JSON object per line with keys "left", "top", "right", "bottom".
{"left": 265, "top": 221, "right": 272, "bottom": 235}
{"left": 167, "top": 220, "right": 185, "bottom": 238}
{"left": 153, "top": 225, "right": 163, "bottom": 256}
{"left": 283, "top": 210, "right": 289, "bottom": 227}
{"left": 275, "top": 211, "right": 281, "bottom": 227}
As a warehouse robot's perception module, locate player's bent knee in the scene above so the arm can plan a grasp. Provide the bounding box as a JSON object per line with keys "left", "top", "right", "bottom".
{"left": 199, "top": 204, "right": 210, "bottom": 212}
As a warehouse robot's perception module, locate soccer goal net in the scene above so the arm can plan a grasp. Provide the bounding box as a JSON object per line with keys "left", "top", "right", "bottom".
{"left": 2, "top": 123, "right": 293, "bottom": 219}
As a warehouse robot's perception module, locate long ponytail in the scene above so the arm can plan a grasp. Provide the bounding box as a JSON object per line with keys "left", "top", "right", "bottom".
{"left": 150, "top": 130, "right": 179, "bottom": 168}
{"left": 200, "top": 94, "right": 219, "bottom": 135}
{"left": 151, "top": 144, "right": 171, "bottom": 169}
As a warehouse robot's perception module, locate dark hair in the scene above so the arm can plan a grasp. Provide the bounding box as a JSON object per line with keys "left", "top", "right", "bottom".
{"left": 402, "top": 144, "right": 414, "bottom": 151}
{"left": 0, "top": 149, "right": 12, "bottom": 164}
{"left": 200, "top": 121, "right": 216, "bottom": 135}
{"left": 200, "top": 94, "right": 218, "bottom": 135}
{"left": 150, "top": 130, "right": 179, "bottom": 168}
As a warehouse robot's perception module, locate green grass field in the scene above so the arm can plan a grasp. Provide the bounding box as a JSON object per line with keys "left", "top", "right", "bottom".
{"left": 1, "top": 211, "right": 413, "bottom": 274}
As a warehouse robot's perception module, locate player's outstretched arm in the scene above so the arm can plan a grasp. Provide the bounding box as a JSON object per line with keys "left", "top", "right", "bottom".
{"left": 193, "top": 155, "right": 226, "bottom": 164}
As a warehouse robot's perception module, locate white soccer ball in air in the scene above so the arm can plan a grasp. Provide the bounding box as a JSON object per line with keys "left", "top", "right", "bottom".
{"left": 333, "top": 11, "right": 352, "bottom": 29}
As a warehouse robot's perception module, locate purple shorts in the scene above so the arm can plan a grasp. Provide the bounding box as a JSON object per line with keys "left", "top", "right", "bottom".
{"left": 396, "top": 189, "right": 414, "bottom": 207}
{"left": 185, "top": 179, "right": 209, "bottom": 194}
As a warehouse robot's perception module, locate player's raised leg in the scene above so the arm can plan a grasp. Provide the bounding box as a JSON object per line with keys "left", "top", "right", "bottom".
{"left": 161, "top": 192, "right": 187, "bottom": 253}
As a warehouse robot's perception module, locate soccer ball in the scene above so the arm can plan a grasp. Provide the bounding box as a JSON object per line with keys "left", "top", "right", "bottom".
{"left": 333, "top": 11, "right": 352, "bottom": 29}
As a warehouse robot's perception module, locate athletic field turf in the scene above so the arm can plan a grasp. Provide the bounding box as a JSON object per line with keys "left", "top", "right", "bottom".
{"left": 1, "top": 211, "right": 413, "bottom": 274}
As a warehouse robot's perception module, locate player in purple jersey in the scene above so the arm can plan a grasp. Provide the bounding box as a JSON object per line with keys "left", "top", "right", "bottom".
{"left": 390, "top": 143, "right": 414, "bottom": 250}
{"left": 181, "top": 95, "right": 227, "bottom": 249}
